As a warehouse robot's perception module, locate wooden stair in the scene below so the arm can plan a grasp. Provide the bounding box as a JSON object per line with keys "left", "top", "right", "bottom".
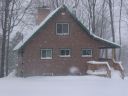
{"left": 87, "top": 60, "right": 125, "bottom": 79}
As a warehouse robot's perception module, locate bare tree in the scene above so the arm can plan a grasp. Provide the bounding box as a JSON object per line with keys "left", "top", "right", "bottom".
{"left": 0, "top": 0, "right": 32, "bottom": 77}
{"left": 118, "top": 0, "right": 123, "bottom": 60}
{"left": 100, "top": 0, "right": 106, "bottom": 37}
{"left": 109, "top": 0, "right": 115, "bottom": 42}
{"left": 0, "top": 0, "right": 10, "bottom": 77}
{"left": 87, "top": 0, "right": 97, "bottom": 33}
{"left": 108, "top": 0, "right": 116, "bottom": 60}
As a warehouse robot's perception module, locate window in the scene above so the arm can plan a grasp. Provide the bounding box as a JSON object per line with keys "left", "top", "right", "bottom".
{"left": 41, "top": 49, "right": 52, "bottom": 59}
{"left": 60, "top": 48, "right": 71, "bottom": 57}
{"left": 81, "top": 49, "right": 92, "bottom": 57}
{"left": 56, "top": 23, "right": 69, "bottom": 35}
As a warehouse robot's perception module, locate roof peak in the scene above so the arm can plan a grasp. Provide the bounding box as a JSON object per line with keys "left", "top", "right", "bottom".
{"left": 14, "top": 5, "right": 120, "bottom": 50}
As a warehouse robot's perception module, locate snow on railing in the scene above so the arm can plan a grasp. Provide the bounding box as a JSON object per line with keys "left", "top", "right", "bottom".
{"left": 87, "top": 61, "right": 111, "bottom": 70}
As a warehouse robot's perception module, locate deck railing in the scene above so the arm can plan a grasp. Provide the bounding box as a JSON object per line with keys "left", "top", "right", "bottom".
{"left": 98, "top": 58, "right": 124, "bottom": 79}
{"left": 87, "top": 61, "right": 111, "bottom": 78}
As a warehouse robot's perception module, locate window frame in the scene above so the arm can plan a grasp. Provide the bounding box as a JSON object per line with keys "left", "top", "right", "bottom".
{"left": 81, "top": 48, "right": 92, "bottom": 57}
{"left": 59, "top": 48, "right": 71, "bottom": 57}
{"left": 56, "top": 23, "right": 69, "bottom": 35}
{"left": 40, "top": 48, "right": 53, "bottom": 59}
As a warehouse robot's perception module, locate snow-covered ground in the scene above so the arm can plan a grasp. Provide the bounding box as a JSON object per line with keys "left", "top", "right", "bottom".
{"left": 0, "top": 72, "right": 128, "bottom": 96}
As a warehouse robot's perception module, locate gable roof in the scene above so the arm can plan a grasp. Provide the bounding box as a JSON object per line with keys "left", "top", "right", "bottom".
{"left": 14, "top": 5, "right": 120, "bottom": 51}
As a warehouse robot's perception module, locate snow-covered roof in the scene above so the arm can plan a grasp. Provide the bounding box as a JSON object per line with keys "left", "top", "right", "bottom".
{"left": 14, "top": 5, "right": 120, "bottom": 51}
{"left": 14, "top": 6, "right": 61, "bottom": 50}
{"left": 91, "top": 34, "right": 120, "bottom": 48}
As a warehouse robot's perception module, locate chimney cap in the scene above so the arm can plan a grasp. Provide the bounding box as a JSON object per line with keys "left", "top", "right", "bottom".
{"left": 37, "top": 5, "right": 50, "bottom": 9}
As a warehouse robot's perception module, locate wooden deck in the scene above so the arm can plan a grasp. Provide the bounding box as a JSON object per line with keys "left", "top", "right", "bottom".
{"left": 86, "top": 59, "right": 124, "bottom": 79}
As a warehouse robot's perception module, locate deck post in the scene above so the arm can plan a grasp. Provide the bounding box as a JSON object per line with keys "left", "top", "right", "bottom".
{"left": 105, "top": 49, "right": 108, "bottom": 59}
{"left": 112, "top": 48, "right": 116, "bottom": 60}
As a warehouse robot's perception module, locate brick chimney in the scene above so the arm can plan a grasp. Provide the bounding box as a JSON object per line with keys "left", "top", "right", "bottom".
{"left": 36, "top": 6, "right": 50, "bottom": 25}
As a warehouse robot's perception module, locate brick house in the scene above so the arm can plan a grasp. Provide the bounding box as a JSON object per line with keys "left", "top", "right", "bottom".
{"left": 14, "top": 5, "right": 122, "bottom": 77}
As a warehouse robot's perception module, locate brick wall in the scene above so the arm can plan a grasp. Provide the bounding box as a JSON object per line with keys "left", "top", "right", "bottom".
{"left": 18, "top": 8, "right": 106, "bottom": 76}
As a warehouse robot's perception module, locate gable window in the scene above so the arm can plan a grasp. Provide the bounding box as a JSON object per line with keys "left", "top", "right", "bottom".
{"left": 60, "top": 48, "right": 71, "bottom": 57}
{"left": 81, "top": 49, "right": 92, "bottom": 57}
{"left": 41, "top": 49, "right": 52, "bottom": 59}
{"left": 56, "top": 23, "right": 69, "bottom": 35}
